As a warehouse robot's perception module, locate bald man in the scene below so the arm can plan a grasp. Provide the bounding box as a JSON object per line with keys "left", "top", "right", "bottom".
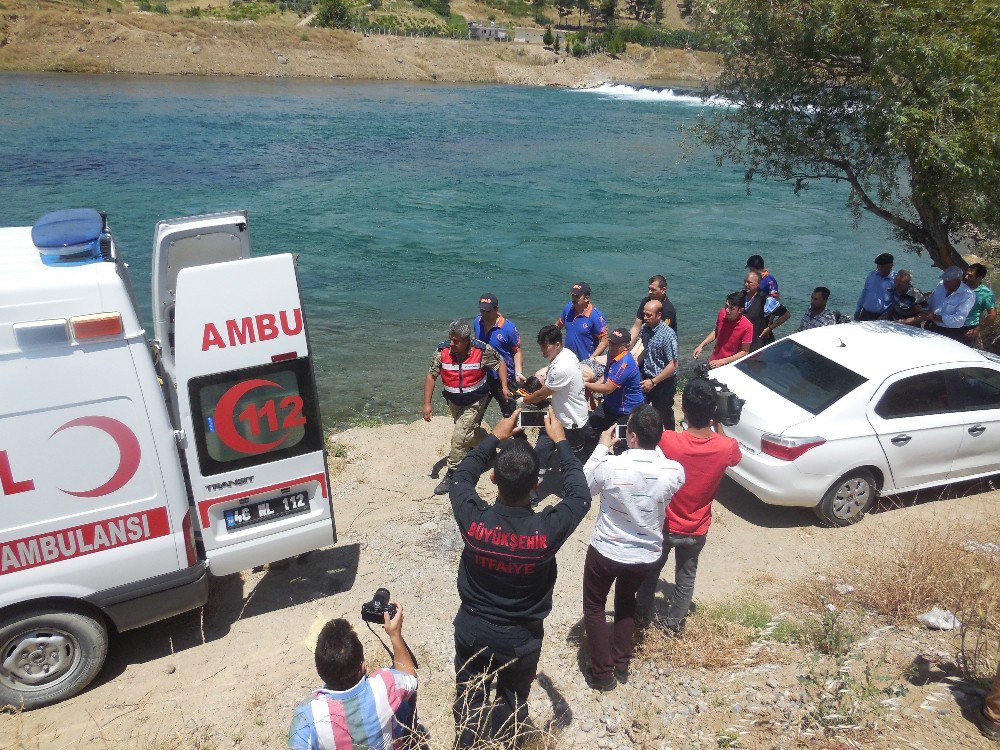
{"left": 637, "top": 300, "right": 679, "bottom": 431}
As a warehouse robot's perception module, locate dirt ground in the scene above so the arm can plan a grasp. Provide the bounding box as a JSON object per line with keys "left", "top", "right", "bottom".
{"left": 2, "top": 414, "right": 997, "bottom": 749}
{"left": 0, "top": 5, "right": 717, "bottom": 85}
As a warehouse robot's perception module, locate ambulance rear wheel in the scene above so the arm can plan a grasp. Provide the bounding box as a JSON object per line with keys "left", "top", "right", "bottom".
{"left": 0, "top": 606, "right": 108, "bottom": 710}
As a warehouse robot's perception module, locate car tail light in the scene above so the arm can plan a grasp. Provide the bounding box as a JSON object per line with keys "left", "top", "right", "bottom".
{"left": 182, "top": 511, "right": 199, "bottom": 567}
{"left": 760, "top": 433, "right": 826, "bottom": 461}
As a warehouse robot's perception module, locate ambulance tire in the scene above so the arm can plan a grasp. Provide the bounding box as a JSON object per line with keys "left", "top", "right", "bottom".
{"left": 0, "top": 606, "right": 109, "bottom": 710}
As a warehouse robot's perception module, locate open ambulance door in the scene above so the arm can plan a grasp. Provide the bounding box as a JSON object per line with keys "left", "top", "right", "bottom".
{"left": 162, "top": 228, "right": 335, "bottom": 576}
{"left": 152, "top": 211, "right": 252, "bottom": 380}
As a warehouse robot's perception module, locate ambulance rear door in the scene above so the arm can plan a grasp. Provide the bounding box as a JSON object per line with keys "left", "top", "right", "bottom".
{"left": 171, "top": 253, "right": 335, "bottom": 576}
{"left": 152, "top": 211, "right": 251, "bottom": 380}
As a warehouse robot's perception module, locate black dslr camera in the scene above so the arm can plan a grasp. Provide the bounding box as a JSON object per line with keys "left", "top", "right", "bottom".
{"left": 361, "top": 588, "right": 398, "bottom": 623}
{"left": 693, "top": 363, "right": 745, "bottom": 427}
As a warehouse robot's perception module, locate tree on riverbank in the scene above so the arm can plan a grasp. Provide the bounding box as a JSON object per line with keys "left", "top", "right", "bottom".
{"left": 692, "top": 0, "right": 999, "bottom": 268}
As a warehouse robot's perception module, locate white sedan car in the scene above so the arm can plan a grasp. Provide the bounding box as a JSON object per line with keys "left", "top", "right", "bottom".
{"left": 709, "top": 322, "right": 1000, "bottom": 525}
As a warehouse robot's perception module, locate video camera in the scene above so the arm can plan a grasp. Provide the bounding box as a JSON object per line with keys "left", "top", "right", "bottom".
{"left": 693, "top": 363, "right": 744, "bottom": 427}
{"left": 361, "top": 587, "right": 398, "bottom": 623}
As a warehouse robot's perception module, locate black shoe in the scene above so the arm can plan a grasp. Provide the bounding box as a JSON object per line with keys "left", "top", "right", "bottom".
{"left": 585, "top": 671, "right": 617, "bottom": 692}
{"left": 613, "top": 666, "right": 629, "bottom": 684}
{"left": 433, "top": 471, "right": 454, "bottom": 495}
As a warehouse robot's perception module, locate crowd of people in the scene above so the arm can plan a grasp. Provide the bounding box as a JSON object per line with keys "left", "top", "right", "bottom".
{"left": 287, "top": 254, "right": 998, "bottom": 749}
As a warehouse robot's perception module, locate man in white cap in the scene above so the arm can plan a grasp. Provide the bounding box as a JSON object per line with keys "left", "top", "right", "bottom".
{"left": 911, "top": 266, "right": 976, "bottom": 341}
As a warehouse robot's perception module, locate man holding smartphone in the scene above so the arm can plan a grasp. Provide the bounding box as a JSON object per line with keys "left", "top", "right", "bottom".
{"left": 581, "top": 405, "right": 685, "bottom": 690}
{"left": 449, "top": 407, "right": 591, "bottom": 746}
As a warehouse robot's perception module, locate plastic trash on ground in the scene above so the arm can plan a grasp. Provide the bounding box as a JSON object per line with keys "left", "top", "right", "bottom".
{"left": 917, "top": 607, "right": 961, "bottom": 630}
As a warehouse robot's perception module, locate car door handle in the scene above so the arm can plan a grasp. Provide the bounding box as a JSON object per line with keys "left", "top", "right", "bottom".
{"left": 968, "top": 424, "right": 986, "bottom": 437}
{"left": 890, "top": 434, "right": 911, "bottom": 446}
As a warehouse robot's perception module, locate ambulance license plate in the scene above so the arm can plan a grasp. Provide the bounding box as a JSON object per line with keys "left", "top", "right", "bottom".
{"left": 224, "top": 491, "right": 309, "bottom": 530}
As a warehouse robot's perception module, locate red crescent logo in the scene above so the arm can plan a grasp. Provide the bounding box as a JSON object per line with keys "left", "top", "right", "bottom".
{"left": 214, "top": 379, "right": 289, "bottom": 455}
{"left": 51, "top": 416, "right": 142, "bottom": 498}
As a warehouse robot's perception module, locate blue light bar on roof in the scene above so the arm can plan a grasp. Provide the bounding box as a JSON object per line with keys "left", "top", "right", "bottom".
{"left": 32, "top": 208, "right": 104, "bottom": 266}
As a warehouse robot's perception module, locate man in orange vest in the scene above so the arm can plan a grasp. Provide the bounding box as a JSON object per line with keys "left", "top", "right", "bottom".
{"left": 424, "top": 319, "right": 509, "bottom": 495}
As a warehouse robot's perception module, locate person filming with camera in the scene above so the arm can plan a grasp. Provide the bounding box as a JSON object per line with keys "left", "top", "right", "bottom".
{"left": 449, "top": 406, "right": 591, "bottom": 747}
{"left": 288, "top": 600, "right": 418, "bottom": 750}
{"left": 636, "top": 377, "right": 742, "bottom": 636}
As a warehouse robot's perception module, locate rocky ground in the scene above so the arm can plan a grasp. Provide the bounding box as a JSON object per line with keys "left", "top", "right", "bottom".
{"left": 3, "top": 415, "right": 997, "bottom": 749}
{"left": 0, "top": 6, "right": 717, "bottom": 86}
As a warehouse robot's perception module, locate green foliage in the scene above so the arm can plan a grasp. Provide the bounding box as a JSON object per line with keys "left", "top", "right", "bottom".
{"left": 692, "top": 0, "right": 1000, "bottom": 267}
{"left": 180, "top": 1, "right": 279, "bottom": 20}
{"left": 542, "top": 25, "right": 554, "bottom": 45}
{"left": 603, "top": 26, "right": 625, "bottom": 54}
{"left": 313, "top": 0, "right": 353, "bottom": 27}
{"left": 702, "top": 597, "right": 774, "bottom": 632}
{"left": 413, "top": 0, "right": 450, "bottom": 17}
{"left": 552, "top": 33, "right": 559, "bottom": 51}
{"left": 625, "top": 0, "right": 659, "bottom": 23}
{"left": 620, "top": 24, "right": 708, "bottom": 49}
{"left": 553, "top": 0, "right": 572, "bottom": 22}
{"left": 598, "top": 0, "right": 615, "bottom": 24}
{"left": 139, "top": 0, "right": 169, "bottom": 12}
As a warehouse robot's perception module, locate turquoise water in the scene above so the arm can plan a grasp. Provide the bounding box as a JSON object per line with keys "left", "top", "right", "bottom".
{"left": 0, "top": 74, "right": 930, "bottom": 427}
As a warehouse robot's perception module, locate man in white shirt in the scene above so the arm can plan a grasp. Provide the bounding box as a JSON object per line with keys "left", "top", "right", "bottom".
{"left": 911, "top": 266, "right": 976, "bottom": 341}
{"left": 523, "top": 325, "right": 590, "bottom": 472}
{"left": 581, "top": 404, "right": 685, "bottom": 690}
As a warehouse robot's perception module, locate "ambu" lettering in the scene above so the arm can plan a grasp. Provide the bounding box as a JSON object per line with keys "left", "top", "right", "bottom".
{"left": 201, "top": 309, "right": 303, "bottom": 351}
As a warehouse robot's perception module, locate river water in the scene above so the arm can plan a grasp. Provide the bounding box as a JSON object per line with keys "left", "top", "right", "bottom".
{"left": 0, "top": 74, "right": 928, "bottom": 427}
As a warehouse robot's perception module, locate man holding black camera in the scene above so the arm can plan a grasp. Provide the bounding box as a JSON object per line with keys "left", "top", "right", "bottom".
{"left": 288, "top": 603, "right": 417, "bottom": 750}
{"left": 450, "top": 407, "right": 591, "bottom": 747}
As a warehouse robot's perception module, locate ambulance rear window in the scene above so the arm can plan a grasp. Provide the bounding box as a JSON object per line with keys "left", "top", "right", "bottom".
{"left": 189, "top": 358, "right": 323, "bottom": 475}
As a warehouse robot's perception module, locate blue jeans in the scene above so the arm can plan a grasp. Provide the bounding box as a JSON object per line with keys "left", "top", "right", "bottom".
{"left": 636, "top": 532, "right": 707, "bottom": 633}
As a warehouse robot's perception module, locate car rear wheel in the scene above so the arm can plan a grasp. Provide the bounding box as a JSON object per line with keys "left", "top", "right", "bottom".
{"left": 0, "top": 606, "right": 108, "bottom": 710}
{"left": 815, "top": 470, "right": 878, "bottom": 526}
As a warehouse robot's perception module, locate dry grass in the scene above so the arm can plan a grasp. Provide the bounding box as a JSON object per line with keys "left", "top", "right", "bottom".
{"left": 812, "top": 518, "right": 999, "bottom": 681}
{"left": 637, "top": 597, "right": 772, "bottom": 669}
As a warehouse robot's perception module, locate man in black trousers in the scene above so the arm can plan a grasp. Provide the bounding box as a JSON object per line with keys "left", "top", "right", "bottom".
{"left": 450, "top": 407, "right": 591, "bottom": 747}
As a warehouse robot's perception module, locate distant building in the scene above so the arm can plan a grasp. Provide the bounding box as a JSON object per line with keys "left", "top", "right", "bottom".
{"left": 468, "top": 21, "right": 509, "bottom": 41}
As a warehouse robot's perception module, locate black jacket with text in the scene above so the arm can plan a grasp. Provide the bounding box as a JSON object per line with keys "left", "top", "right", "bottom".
{"left": 450, "top": 435, "right": 591, "bottom": 624}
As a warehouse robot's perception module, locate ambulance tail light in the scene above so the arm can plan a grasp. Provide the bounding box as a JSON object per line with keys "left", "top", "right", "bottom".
{"left": 182, "top": 512, "right": 199, "bottom": 567}
{"left": 70, "top": 312, "right": 123, "bottom": 340}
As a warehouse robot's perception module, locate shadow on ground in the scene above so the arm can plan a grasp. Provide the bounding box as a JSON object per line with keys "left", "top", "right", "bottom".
{"left": 714, "top": 473, "right": 999, "bottom": 529}
{"left": 95, "top": 542, "right": 361, "bottom": 687}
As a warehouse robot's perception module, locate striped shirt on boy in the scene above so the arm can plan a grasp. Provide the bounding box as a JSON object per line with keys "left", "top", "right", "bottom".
{"left": 288, "top": 668, "right": 418, "bottom": 750}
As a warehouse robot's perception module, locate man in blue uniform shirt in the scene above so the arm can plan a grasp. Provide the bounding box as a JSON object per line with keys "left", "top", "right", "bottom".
{"left": 556, "top": 281, "right": 609, "bottom": 367}
{"left": 474, "top": 293, "right": 523, "bottom": 417}
{"left": 585, "top": 328, "right": 644, "bottom": 447}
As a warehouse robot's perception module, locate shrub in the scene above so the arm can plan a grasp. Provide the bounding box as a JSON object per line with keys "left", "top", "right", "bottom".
{"left": 542, "top": 26, "right": 553, "bottom": 46}
{"left": 313, "top": 0, "right": 353, "bottom": 27}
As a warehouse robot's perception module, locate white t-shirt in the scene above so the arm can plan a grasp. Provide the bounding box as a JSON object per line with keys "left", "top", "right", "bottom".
{"left": 546, "top": 347, "right": 589, "bottom": 429}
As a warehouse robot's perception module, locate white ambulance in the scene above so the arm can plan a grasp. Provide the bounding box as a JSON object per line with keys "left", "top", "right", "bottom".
{"left": 0, "top": 208, "right": 336, "bottom": 709}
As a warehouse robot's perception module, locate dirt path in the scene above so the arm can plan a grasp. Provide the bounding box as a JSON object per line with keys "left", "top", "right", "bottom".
{"left": 4, "top": 416, "right": 997, "bottom": 749}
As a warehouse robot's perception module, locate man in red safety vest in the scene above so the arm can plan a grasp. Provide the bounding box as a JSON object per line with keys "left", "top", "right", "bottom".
{"left": 423, "top": 319, "right": 509, "bottom": 495}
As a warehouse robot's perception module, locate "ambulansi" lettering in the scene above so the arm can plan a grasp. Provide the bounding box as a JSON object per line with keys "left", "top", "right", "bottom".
{"left": 0, "top": 508, "right": 169, "bottom": 575}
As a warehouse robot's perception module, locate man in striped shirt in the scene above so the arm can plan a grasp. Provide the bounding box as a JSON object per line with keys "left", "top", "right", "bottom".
{"left": 288, "top": 606, "right": 418, "bottom": 750}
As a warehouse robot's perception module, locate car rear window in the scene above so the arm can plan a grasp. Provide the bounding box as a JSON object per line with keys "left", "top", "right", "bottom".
{"left": 735, "top": 339, "right": 868, "bottom": 415}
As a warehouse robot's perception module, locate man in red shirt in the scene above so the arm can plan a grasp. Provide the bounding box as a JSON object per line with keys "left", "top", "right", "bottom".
{"left": 692, "top": 291, "right": 753, "bottom": 369}
{"left": 636, "top": 378, "right": 742, "bottom": 635}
